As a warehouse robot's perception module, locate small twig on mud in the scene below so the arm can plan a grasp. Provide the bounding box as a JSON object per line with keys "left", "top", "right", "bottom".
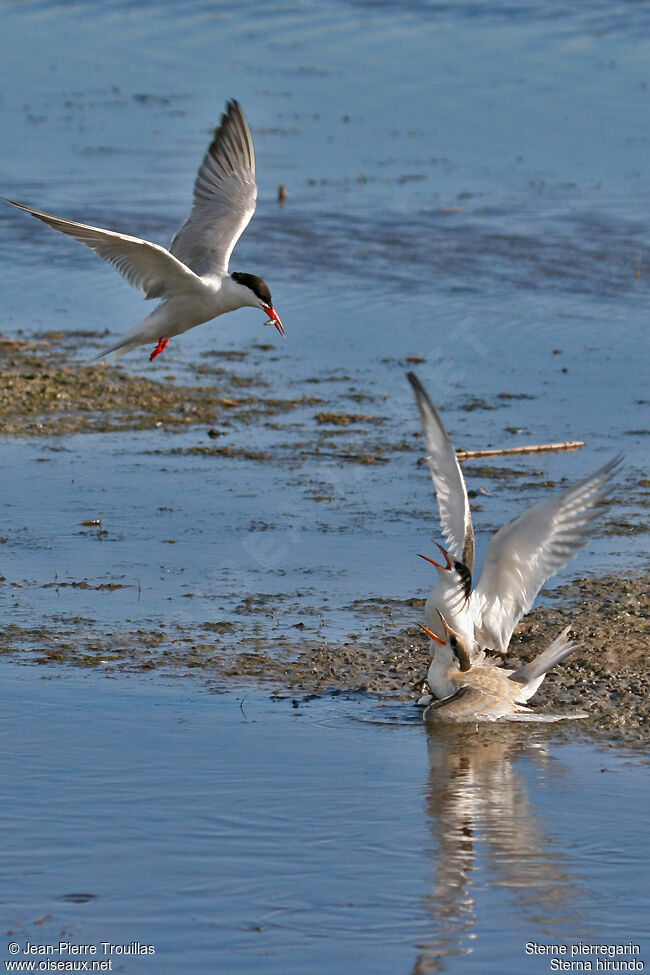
{"left": 456, "top": 441, "right": 585, "bottom": 460}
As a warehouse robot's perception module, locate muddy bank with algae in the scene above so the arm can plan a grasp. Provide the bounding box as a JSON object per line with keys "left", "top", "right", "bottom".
{"left": 0, "top": 332, "right": 326, "bottom": 438}
{"left": 1, "top": 331, "right": 648, "bottom": 495}
{"left": 0, "top": 335, "right": 648, "bottom": 746}
{"left": 1, "top": 572, "right": 647, "bottom": 747}
{"left": 0, "top": 331, "right": 419, "bottom": 465}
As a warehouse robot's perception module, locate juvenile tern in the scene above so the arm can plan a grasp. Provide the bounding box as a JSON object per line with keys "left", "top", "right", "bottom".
{"left": 5, "top": 100, "right": 284, "bottom": 362}
{"left": 419, "top": 617, "right": 584, "bottom": 722}
{"left": 407, "top": 371, "right": 621, "bottom": 698}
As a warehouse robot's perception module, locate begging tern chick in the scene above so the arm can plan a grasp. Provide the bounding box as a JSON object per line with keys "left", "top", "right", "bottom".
{"left": 407, "top": 371, "right": 621, "bottom": 698}
{"left": 5, "top": 100, "right": 284, "bottom": 363}
{"left": 419, "top": 617, "right": 584, "bottom": 722}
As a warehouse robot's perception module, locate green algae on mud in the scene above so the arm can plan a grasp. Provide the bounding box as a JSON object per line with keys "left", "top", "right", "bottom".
{"left": 0, "top": 333, "right": 647, "bottom": 533}
{"left": 1, "top": 571, "right": 648, "bottom": 747}
{"left": 0, "top": 333, "right": 399, "bottom": 465}
{"left": 0, "top": 334, "right": 648, "bottom": 749}
{"left": 0, "top": 333, "right": 323, "bottom": 436}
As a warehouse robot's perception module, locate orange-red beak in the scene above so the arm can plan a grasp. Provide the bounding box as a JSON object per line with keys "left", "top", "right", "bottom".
{"left": 262, "top": 304, "right": 285, "bottom": 337}
{"left": 417, "top": 541, "right": 452, "bottom": 571}
{"left": 418, "top": 622, "right": 446, "bottom": 646}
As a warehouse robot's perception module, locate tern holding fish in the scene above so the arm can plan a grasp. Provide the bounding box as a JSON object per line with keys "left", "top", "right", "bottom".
{"left": 407, "top": 372, "right": 621, "bottom": 700}
{"left": 5, "top": 100, "right": 284, "bottom": 362}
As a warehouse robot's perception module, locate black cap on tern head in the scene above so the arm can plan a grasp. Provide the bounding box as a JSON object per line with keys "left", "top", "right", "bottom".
{"left": 231, "top": 271, "right": 284, "bottom": 337}
{"left": 231, "top": 271, "right": 272, "bottom": 306}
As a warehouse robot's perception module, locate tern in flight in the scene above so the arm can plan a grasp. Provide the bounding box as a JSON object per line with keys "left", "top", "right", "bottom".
{"left": 5, "top": 100, "right": 284, "bottom": 362}
{"left": 407, "top": 372, "right": 621, "bottom": 700}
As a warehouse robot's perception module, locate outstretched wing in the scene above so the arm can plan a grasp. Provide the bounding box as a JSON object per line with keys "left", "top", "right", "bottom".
{"left": 471, "top": 455, "right": 622, "bottom": 652}
{"left": 169, "top": 100, "right": 257, "bottom": 277}
{"left": 5, "top": 199, "right": 205, "bottom": 300}
{"left": 408, "top": 372, "right": 475, "bottom": 572}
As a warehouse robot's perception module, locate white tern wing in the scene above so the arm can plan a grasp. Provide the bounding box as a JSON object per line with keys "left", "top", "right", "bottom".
{"left": 169, "top": 100, "right": 257, "bottom": 277}
{"left": 471, "top": 455, "right": 622, "bottom": 652}
{"left": 408, "top": 372, "right": 475, "bottom": 572}
{"left": 4, "top": 199, "right": 205, "bottom": 300}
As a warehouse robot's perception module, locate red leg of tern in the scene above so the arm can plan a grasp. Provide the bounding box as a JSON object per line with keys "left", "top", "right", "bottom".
{"left": 150, "top": 338, "right": 169, "bottom": 361}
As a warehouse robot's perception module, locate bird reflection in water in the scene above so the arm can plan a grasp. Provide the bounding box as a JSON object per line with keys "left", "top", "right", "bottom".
{"left": 412, "top": 724, "right": 585, "bottom": 974}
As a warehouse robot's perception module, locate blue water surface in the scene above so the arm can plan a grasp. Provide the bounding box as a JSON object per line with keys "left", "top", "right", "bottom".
{"left": 0, "top": 2, "right": 648, "bottom": 970}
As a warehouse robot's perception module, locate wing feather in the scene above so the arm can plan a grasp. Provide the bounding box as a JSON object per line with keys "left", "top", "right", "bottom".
{"left": 408, "top": 372, "right": 475, "bottom": 572}
{"left": 471, "top": 455, "right": 622, "bottom": 652}
{"left": 509, "top": 627, "right": 578, "bottom": 685}
{"left": 423, "top": 683, "right": 516, "bottom": 721}
{"left": 5, "top": 199, "right": 204, "bottom": 300}
{"left": 169, "top": 100, "right": 257, "bottom": 277}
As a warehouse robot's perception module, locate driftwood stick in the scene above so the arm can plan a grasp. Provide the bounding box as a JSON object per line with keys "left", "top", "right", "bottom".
{"left": 456, "top": 441, "right": 585, "bottom": 460}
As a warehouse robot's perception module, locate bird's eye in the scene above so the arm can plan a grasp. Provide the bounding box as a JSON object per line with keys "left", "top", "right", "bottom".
{"left": 450, "top": 637, "right": 457, "bottom": 648}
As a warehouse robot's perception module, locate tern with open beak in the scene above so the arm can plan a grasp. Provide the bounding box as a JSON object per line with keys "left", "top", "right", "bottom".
{"left": 407, "top": 372, "right": 621, "bottom": 700}
{"left": 419, "top": 615, "right": 585, "bottom": 723}
{"left": 5, "top": 100, "right": 284, "bottom": 362}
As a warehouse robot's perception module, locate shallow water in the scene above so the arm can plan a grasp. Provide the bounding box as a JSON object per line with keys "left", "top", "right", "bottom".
{"left": 2, "top": 660, "right": 648, "bottom": 974}
{"left": 0, "top": 0, "right": 648, "bottom": 968}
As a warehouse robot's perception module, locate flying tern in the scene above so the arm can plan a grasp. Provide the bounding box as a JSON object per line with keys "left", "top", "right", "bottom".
{"left": 5, "top": 100, "right": 284, "bottom": 362}
{"left": 407, "top": 371, "right": 621, "bottom": 699}
{"left": 419, "top": 616, "right": 584, "bottom": 722}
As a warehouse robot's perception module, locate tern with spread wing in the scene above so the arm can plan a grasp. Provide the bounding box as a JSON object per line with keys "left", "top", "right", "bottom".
{"left": 418, "top": 616, "right": 584, "bottom": 722}
{"left": 407, "top": 372, "right": 621, "bottom": 700}
{"left": 5, "top": 100, "right": 284, "bottom": 362}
